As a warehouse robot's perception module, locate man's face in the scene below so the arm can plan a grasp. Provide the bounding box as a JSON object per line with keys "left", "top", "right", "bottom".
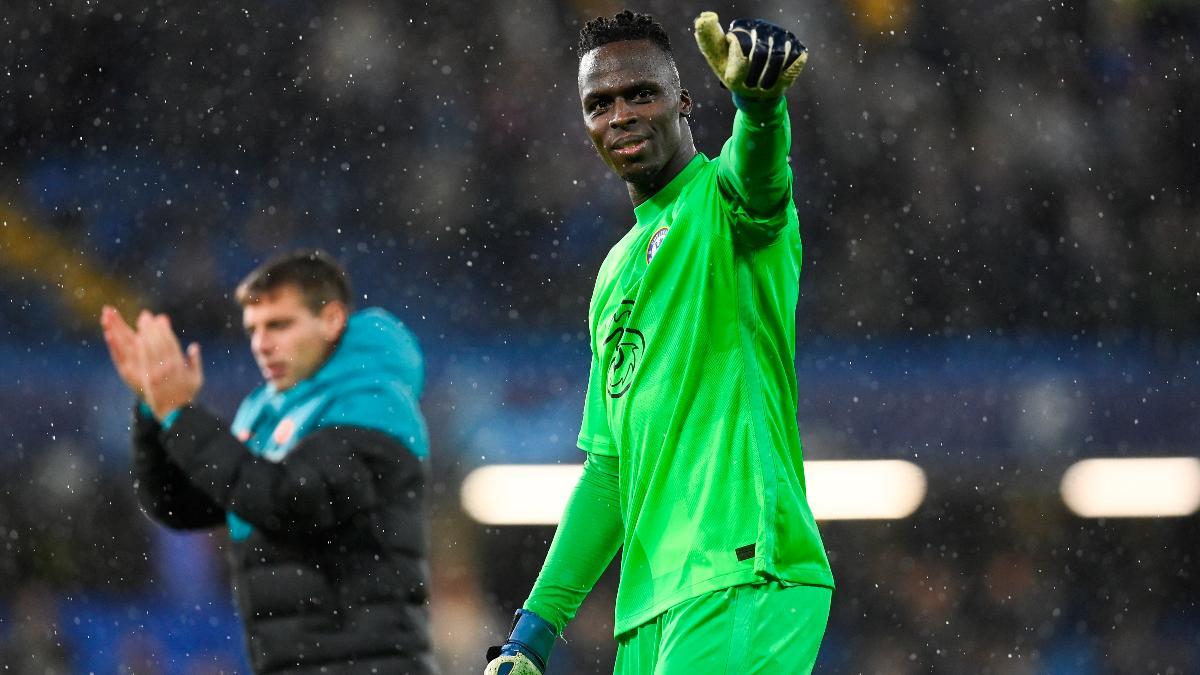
{"left": 242, "top": 284, "right": 344, "bottom": 392}
{"left": 578, "top": 40, "right": 692, "bottom": 186}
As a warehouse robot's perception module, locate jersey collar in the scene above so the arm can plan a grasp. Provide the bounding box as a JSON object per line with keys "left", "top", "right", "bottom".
{"left": 633, "top": 153, "right": 708, "bottom": 225}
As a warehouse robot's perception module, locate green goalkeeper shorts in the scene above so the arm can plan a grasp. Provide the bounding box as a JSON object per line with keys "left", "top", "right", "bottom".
{"left": 613, "top": 581, "right": 831, "bottom": 675}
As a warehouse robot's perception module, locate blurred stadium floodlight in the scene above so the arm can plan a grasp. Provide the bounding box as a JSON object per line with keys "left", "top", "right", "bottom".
{"left": 460, "top": 460, "right": 927, "bottom": 525}
{"left": 803, "top": 460, "right": 927, "bottom": 520}
{"left": 461, "top": 464, "right": 583, "bottom": 526}
{"left": 1060, "top": 457, "right": 1200, "bottom": 518}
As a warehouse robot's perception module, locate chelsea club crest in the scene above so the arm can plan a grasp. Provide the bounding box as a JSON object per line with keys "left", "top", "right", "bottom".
{"left": 646, "top": 226, "right": 669, "bottom": 264}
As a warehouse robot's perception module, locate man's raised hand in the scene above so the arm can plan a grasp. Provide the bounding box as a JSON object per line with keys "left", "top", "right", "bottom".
{"left": 694, "top": 11, "right": 808, "bottom": 99}
{"left": 136, "top": 311, "right": 204, "bottom": 420}
{"left": 101, "top": 305, "right": 148, "bottom": 398}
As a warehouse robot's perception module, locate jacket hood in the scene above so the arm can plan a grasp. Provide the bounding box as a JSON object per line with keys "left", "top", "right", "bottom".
{"left": 312, "top": 307, "right": 425, "bottom": 399}
{"left": 232, "top": 307, "right": 429, "bottom": 460}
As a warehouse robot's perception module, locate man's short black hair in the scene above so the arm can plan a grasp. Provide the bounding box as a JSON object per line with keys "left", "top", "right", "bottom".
{"left": 235, "top": 249, "right": 353, "bottom": 314}
{"left": 578, "top": 9, "right": 672, "bottom": 59}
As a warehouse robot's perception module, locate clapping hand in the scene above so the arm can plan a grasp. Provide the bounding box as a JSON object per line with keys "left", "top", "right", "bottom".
{"left": 101, "top": 306, "right": 204, "bottom": 420}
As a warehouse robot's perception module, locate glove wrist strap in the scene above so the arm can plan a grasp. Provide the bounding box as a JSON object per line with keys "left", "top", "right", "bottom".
{"left": 731, "top": 93, "right": 785, "bottom": 116}
{"left": 509, "top": 608, "right": 557, "bottom": 669}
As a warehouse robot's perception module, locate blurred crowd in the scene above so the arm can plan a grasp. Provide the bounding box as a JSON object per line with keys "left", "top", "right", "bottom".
{"left": 1, "top": 0, "right": 1198, "bottom": 673}
{"left": 1, "top": 0, "right": 1196, "bottom": 343}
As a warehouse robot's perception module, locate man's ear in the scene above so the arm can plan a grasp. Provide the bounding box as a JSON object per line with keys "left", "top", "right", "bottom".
{"left": 679, "top": 88, "right": 693, "bottom": 118}
{"left": 319, "top": 301, "right": 349, "bottom": 341}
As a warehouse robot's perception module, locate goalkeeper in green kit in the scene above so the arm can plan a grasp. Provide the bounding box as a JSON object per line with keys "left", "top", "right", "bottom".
{"left": 485, "top": 9, "right": 834, "bottom": 674}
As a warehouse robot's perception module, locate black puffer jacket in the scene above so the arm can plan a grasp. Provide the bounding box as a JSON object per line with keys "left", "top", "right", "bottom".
{"left": 132, "top": 404, "right": 437, "bottom": 674}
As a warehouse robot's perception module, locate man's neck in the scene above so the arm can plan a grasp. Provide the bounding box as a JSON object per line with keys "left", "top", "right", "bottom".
{"left": 627, "top": 145, "right": 698, "bottom": 207}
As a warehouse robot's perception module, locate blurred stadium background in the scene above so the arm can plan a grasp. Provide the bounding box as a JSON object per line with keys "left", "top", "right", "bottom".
{"left": 1, "top": 0, "right": 1197, "bottom": 673}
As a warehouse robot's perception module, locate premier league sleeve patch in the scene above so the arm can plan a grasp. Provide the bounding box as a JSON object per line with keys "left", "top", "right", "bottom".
{"left": 646, "top": 226, "right": 670, "bottom": 264}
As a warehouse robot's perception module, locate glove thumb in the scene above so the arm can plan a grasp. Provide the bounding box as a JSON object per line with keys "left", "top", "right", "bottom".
{"left": 693, "top": 12, "right": 728, "bottom": 80}
{"left": 723, "top": 31, "right": 747, "bottom": 85}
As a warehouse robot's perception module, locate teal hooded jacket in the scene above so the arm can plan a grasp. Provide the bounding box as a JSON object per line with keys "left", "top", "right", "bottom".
{"left": 225, "top": 307, "right": 429, "bottom": 540}
{"left": 131, "top": 306, "right": 437, "bottom": 672}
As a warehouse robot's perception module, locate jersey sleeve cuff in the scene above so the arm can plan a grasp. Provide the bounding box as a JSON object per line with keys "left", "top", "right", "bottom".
{"left": 576, "top": 434, "right": 618, "bottom": 456}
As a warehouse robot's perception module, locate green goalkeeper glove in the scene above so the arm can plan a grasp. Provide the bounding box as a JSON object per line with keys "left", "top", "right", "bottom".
{"left": 483, "top": 609, "right": 556, "bottom": 675}
{"left": 694, "top": 11, "right": 808, "bottom": 99}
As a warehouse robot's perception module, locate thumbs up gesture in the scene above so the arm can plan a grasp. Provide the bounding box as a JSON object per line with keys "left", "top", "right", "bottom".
{"left": 694, "top": 12, "right": 808, "bottom": 99}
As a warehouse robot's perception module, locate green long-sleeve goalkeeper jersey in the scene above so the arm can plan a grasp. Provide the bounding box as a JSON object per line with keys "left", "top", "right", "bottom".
{"left": 577, "top": 97, "right": 834, "bottom": 635}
